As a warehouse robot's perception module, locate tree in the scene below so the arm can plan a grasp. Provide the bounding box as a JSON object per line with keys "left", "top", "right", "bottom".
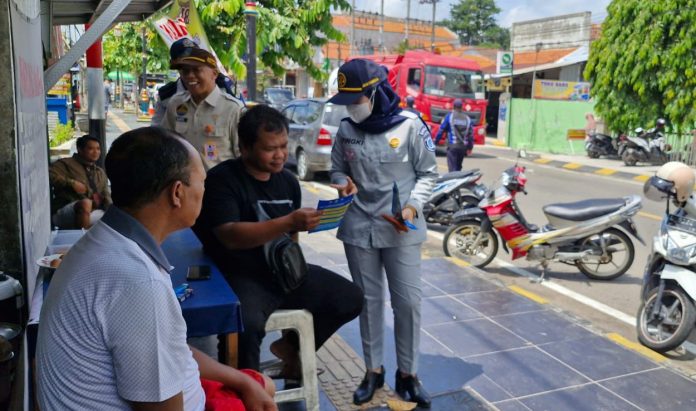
{"left": 103, "top": 22, "right": 169, "bottom": 79}
{"left": 444, "top": 0, "right": 508, "bottom": 47}
{"left": 585, "top": 0, "right": 696, "bottom": 132}
{"left": 198, "top": 0, "right": 350, "bottom": 80}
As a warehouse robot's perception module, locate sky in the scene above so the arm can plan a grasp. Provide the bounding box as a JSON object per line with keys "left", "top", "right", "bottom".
{"left": 348, "top": 0, "right": 612, "bottom": 28}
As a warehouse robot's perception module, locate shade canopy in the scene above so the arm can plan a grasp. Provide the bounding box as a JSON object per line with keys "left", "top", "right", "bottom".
{"left": 107, "top": 71, "right": 136, "bottom": 81}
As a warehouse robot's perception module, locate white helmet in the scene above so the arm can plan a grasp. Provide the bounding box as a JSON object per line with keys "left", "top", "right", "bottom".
{"left": 645, "top": 161, "right": 695, "bottom": 203}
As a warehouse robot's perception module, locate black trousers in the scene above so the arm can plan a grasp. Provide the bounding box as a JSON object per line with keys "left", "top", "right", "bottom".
{"left": 225, "top": 264, "right": 364, "bottom": 370}
{"left": 446, "top": 145, "right": 468, "bottom": 172}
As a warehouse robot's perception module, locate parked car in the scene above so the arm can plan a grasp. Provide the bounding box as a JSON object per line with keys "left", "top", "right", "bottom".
{"left": 281, "top": 99, "right": 348, "bottom": 180}
{"left": 263, "top": 87, "right": 295, "bottom": 109}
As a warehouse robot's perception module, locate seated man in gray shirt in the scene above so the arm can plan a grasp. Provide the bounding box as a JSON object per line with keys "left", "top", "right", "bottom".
{"left": 36, "top": 127, "right": 276, "bottom": 411}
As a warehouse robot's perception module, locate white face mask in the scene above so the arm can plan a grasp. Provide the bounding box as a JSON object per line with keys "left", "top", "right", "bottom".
{"left": 347, "top": 90, "right": 376, "bottom": 123}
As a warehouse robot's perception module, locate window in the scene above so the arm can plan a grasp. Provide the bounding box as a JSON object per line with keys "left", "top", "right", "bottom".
{"left": 304, "top": 102, "right": 323, "bottom": 124}
{"left": 407, "top": 68, "right": 422, "bottom": 90}
{"left": 282, "top": 106, "right": 295, "bottom": 122}
{"left": 424, "top": 66, "right": 477, "bottom": 98}
{"left": 322, "top": 104, "right": 349, "bottom": 126}
{"left": 292, "top": 105, "right": 310, "bottom": 124}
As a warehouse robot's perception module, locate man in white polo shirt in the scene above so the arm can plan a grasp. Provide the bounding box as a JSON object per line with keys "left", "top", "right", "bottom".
{"left": 36, "top": 127, "right": 276, "bottom": 411}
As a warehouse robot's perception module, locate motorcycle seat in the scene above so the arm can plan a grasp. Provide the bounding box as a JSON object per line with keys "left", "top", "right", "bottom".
{"left": 436, "top": 169, "right": 480, "bottom": 183}
{"left": 543, "top": 198, "right": 626, "bottom": 222}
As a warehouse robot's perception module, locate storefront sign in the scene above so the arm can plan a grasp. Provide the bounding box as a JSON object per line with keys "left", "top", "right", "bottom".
{"left": 534, "top": 80, "right": 590, "bottom": 101}
{"left": 497, "top": 51, "right": 513, "bottom": 75}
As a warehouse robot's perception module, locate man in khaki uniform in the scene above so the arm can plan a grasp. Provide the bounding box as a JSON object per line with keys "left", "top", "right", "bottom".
{"left": 161, "top": 44, "right": 244, "bottom": 169}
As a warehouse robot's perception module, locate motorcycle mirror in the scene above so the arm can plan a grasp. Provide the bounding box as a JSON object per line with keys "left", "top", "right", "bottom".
{"left": 643, "top": 176, "right": 674, "bottom": 201}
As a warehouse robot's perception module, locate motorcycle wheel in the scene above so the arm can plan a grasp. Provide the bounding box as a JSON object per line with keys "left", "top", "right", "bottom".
{"left": 622, "top": 151, "right": 637, "bottom": 166}
{"left": 443, "top": 221, "right": 498, "bottom": 268}
{"left": 587, "top": 150, "right": 600, "bottom": 159}
{"left": 637, "top": 284, "right": 696, "bottom": 353}
{"left": 575, "top": 228, "right": 634, "bottom": 280}
{"left": 459, "top": 194, "right": 481, "bottom": 208}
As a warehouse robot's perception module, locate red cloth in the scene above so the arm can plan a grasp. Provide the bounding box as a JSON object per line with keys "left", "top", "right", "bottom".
{"left": 201, "top": 369, "right": 266, "bottom": 411}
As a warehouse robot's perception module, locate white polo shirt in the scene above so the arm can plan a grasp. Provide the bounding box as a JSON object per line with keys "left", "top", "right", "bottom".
{"left": 36, "top": 207, "right": 205, "bottom": 410}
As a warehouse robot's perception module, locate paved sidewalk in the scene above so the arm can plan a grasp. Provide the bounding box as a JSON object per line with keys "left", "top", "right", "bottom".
{"left": 106, "top": 110, "right": 696, "bottom": 410}
{"left": 299, "top": 183, "right": 696, "bottom": 411}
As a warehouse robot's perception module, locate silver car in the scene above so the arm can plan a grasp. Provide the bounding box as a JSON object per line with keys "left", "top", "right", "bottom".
{"left": 282, "top": 99, "right": 348, "bottom": 180}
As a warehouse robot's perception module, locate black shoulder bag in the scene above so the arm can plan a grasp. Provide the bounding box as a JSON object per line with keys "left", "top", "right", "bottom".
{"left": 240, "top": 172, "right": 308, "bottom": 294}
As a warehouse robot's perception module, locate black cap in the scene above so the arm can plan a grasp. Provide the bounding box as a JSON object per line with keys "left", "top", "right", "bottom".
{"left": 171, "top": 48, "right": 217, "bottom": 70}
{"left": 328, "top": 59, "right": 387, "bottom": 105}
{"left": 170, "top": 38, "right": 198, "bottom": 60}
{"left": 453, "top": 98, "right": 463, "bottom": 108}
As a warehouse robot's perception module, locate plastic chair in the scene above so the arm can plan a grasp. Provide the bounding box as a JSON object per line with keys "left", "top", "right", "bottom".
{"left": 264, "top": 309, "right": 319, "bottom": 411}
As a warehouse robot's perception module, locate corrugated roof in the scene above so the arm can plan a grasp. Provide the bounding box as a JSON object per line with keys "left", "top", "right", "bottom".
{"left": 332, "top": 14, "right": 457, "bottom": 40}
{"left": 512, "top": 48, "right": 578, "bottom": 69}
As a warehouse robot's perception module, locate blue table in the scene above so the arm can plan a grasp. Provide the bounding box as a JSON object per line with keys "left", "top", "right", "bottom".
{"left": 30, "top": 228, "right": 243, "bottom": 367}
{"left": 161, "top": 228, "right": 243, "bottom": 366}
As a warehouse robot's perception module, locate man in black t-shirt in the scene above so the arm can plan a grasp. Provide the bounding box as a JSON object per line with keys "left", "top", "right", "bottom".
{"left": 193, "top": 105, "right": 363, "bottom": 377}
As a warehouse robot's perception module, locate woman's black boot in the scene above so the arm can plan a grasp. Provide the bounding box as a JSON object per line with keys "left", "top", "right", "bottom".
{"left": 353, "top": 366, "right": 385, "bottom": 405}
{"left": 395, "top": 370, "right": 431, "bottom": 408}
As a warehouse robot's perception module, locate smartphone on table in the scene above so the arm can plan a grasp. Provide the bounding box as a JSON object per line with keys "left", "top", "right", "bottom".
{"left": 186, "top": 265, "right": 211, "bottom": 281}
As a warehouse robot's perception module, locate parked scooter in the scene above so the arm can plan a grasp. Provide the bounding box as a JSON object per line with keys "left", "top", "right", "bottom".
{"left": 443, "top": 165, "right": 644, "bottom": 280}
{"left": 636, "top": 162, "right": 696, "bottom": 352}
{"left": 423, "top": 169, "right": 486, "bottom": 225}
{"left": 619, "top": 127, "right": 670, "bottom": 166}
{"left": 586, "top": 132, "right": 620, "bottom": 159}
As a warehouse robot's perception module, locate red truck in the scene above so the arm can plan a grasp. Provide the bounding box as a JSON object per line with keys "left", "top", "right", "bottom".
{"left": 352, "top": 50, "right": 488, "bottom": 145}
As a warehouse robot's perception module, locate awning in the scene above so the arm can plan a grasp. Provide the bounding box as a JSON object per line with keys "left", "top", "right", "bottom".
{"left": 43, "top": 0, "right": 171, "bottom": 92}
{"left": 490, "top": 46, "right": 589, "bottom": 78}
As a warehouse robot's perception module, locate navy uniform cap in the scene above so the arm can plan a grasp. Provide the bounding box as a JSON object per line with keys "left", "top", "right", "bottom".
{"left": 328, "top": 59, "right": 387, "bottom": 105}
{"left": 453, "top": 98, "right": 463, "bottom": 108}
{"left": 170, "top": 38, "right": 199, "bottom": 60}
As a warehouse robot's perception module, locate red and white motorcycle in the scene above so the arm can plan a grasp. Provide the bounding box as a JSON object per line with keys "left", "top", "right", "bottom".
{"left": 443, "top": 166, "right": 644, "bottom": 280}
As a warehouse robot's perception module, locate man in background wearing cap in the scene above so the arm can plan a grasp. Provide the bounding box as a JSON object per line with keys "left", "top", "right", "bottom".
{"left": 403, "top": 95, "right": 420, "bottom": 117}
{"left": 329, "top": 58, "right": 436, "bottom": 408}
{"left": 435, "top": 99, "right": 474, "bottom": 172}
{"left": 160, "top": 41, "right": 244, "bottom": 169}
{"left": 153, "top": 38, "right": 240, "bottom": 126}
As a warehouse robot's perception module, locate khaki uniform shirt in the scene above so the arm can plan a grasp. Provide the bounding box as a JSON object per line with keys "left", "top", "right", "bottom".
{"left": 49, "top": 154, "right": 112, "bottom": 213}
{"left": 161, "top": 87, "right": 244, "bottom": 169}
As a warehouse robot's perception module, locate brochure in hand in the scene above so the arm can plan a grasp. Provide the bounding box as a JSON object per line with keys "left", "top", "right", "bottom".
{"left": 309, "top": 194, "right": 354, "bottom": 233}
{"left": 381, "top": 182, "right": 418, "bottom": 233}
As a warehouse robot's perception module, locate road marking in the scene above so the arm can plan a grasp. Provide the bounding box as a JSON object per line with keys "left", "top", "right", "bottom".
{"left": 109, "top": 111, "right": 132, "bottom": 133}
{"left": 633, "top": 175, "right": 651, "bottom": 183}
{"left": 490, "top": 140, "right": 507, "bottom": 147}
{"left": 606, "top": 333, "right": 667, "bottom": 363}
{"left": 445, "top": 256, "right": 470, "bottom": 267}
{"left": 595, "top": 168, "right": 618, "bottom": 176}
{"left": 508, "top": 285, "right": 548, "bottom": 304}
{"left": 310, "top": 180, "right": 696, "bottom": 356}
{"left": 562, "top": 163, "right": 583, "bottom": 170}
{"left": 638, "top": 211, "right": 662, "bottom": 221}
{"left": 534, "top": 158, "right": 552, "bottom": 164}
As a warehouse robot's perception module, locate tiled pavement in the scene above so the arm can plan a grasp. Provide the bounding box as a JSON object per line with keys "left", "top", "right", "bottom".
{"left": 105, "top": 110, "right": 696, "bottom": 410}
{"left": 296, "top": 185, "right": 696, "bottom": 411}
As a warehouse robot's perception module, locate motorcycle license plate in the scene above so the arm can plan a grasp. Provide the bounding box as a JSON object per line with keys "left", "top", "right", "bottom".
{"left": 668, "top": 215, "right": 696, "bottom": 234}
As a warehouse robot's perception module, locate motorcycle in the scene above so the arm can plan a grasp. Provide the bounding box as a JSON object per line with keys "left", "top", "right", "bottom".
{"left": 618, "top": 127, "right": 670, "bottom": 166}
{"left": 442, "top": 165, "right": 644, "bottom": 280}
{"left": 423, "top": 169, "right": 486, "bottom": 225}
{"left": 585, "top": 132, "right": 620, "bottom": 159}
{"left": 636, "top": 176, "right": 696, "bottom": 352}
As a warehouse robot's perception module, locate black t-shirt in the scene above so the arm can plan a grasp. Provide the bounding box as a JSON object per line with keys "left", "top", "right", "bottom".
{"left": 193, "top": 159, "right": 301, "bottom": 277}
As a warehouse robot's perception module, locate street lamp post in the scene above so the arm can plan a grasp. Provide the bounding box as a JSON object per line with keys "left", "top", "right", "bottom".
{"left": 245, "top": 2, "right": 259, "bottom": 102}
{"left": 141, "top": 25, "right": 147, "bottom": 98}
{"left": 420, "top": 0, "right": 439, "bottom": 52}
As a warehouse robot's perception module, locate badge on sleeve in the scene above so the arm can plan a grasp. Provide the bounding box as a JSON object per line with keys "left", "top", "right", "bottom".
{"left": 419, "top": 125, "right": 435, "bottom": 152}
{"left": 389, "top": 137, "right": 400, "bottom": 149}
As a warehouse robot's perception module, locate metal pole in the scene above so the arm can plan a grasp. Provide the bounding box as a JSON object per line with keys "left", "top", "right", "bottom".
{"left": 141, "top": 25, "right": 147, "bottom": 97}
{"left": 380, "top": 0, "right": 384, "bottom": 53}
{"left": 431, "top": 0, "right": 436, "bottom": 52}
{"left": 351, "top": 0, "right": 355, "bottom": 55}
{"left": 405, "top": 0, "right": 410, "bottom": 42}
{"left": 85, "top": 23, "right": 106, "bottom": 166}
{"left": 245, "top": 2, "right": 258, "bottom": 101}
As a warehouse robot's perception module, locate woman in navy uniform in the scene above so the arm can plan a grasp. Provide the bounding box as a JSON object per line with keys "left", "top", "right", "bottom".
{"left": 329, "top": 59, "right": 437, "bottom": 408}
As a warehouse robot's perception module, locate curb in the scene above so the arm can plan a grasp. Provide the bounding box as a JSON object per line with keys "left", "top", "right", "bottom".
{"left": 483, "top": 138, "right": 655, "bottom": 185}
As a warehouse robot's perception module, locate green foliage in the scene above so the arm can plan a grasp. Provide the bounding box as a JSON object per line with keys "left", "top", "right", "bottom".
{"left": 394, "top": 39, "right": 418, "bottom": 54}
{"left": 50, "top": 121, "right": 75, "bottom": 148}
{"left": 585, "top": 0, "right": 696, "bottom": 132}
{"left": 103, "top": 22, "right": 170, "bottom": 79}
{"left": 198, "top": 0, "right": 350, "bottom": 81}
{"left": 444, "top": 0, "right": 508, "bottom": 47}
